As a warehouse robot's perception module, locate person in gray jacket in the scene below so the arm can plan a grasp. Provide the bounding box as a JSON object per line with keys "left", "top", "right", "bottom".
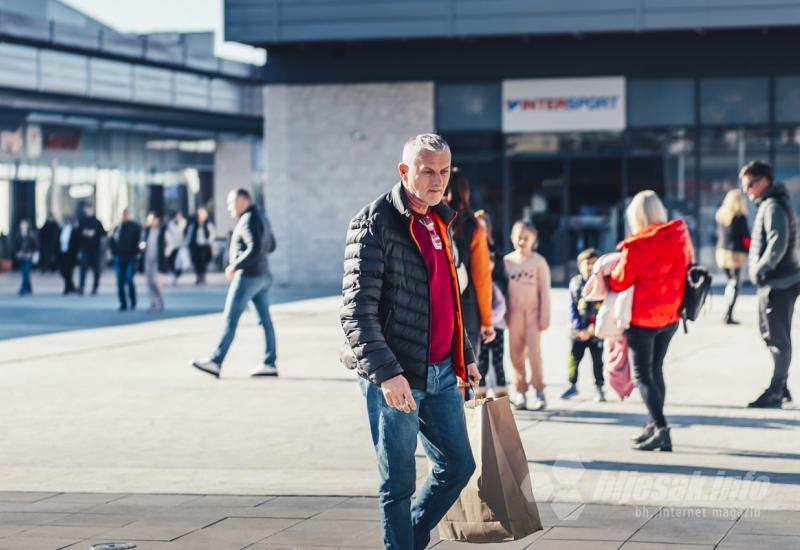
{"left": 740, "top": 160, "right": 800, "bottom": 408}
{"left": 190, "top": 188, "right": 277, "bottom": 378}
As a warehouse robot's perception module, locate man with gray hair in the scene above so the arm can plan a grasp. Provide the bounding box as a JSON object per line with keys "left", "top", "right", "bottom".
{"left": 341, "top": 134, "right": 479, "bottom": 549}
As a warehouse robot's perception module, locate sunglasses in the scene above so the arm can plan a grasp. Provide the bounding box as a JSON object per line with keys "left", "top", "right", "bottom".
{"left": 742, "top": 176, "right": 763, "bottom": 190}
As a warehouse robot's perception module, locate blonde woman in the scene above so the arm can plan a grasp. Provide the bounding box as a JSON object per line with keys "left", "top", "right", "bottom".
{"left": 715, "top": 189, "right": 751, "bottom": 325}
{"left": 609, "top": 191, "right": 693, "bottom": 451}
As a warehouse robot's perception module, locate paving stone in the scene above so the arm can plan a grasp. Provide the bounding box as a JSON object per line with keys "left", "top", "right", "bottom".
{"left": 717, "top": 533, "right": 800, "bottom": 549}
{"left": 543, "top": 525, "right": 636, "bottom": 541}
{"left": 150, "top": 517, "right": 301, "bottom": 549}
{"left": 620, "top": 543, "right": 715, "bottom": 550}
{"left": 629, "top": 507, "right": 736, "bottom": 545}
{"left": 0, "top": 512, "right": 66, "bottom": 526}
{"left": 12, "top": 524, "right": 107, "bottom": 540}
{"left": 176, "top": 495, "right": 274, "bottom": 509}
{"left": 527, "top": 540, "right": 621, "bottom": 549}
{"left": 732, "top": 509, "right": 800, "bottom": 535}
{"left": 85, "top": 495, "right": 201, "bottom": 516}
{"left": 560, "top": 504, "right": 657, "bottom": 528}
{"left": 252, "top": 496, "right": 350, "bottom": 519}
{"left": 0, "top": 535, "right": 80, "bottom": 550}
{"left": 0, "top": 492, "right": 60, "bottom": 503}
{"left": 65, "top": 541, "right": 164, "bottom": 550}
{"left": 433, "top": 528, "right": 545, "bottom": 549}
{"left": 94, "top": 514, "right": 222, "bottom": 542}
{"left": 535, "top": 502, "right": 583, "bottom": 527}
{"left": 313, "top": 496, "right": 380, "bottom": 521}
{"left": 48, "top": 513, "right": 140, "bottom": 528}
{"left": 261, "top": 518, "right": 382, "bottom": 547}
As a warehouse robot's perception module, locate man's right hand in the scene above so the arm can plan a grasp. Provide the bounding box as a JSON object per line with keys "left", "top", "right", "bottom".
{"left": 380, "top": 375, "right": 417, "bottom": 414}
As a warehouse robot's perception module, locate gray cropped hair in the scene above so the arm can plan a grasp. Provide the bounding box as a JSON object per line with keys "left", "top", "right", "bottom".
{"left": 402, "top": 133, "right": 450, "bottom": 165}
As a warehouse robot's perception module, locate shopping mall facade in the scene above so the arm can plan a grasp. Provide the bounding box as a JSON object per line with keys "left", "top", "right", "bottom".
{"left": 0, "top": 0, "right": 263, "bottom": 250}
{"left": 226, "top": 0, "right": 800, "bottom": 286}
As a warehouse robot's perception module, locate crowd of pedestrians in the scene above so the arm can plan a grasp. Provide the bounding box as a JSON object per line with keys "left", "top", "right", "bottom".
{"left": 340, "top": 134, "right": 798, "bottom": 547}
{"left": 10, "top": 204, "right": 222, "bottom": 306}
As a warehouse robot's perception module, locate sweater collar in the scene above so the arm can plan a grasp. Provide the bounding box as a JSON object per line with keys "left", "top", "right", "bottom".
{"left": 389, "top": 182, "right": 457, "bottom": 226}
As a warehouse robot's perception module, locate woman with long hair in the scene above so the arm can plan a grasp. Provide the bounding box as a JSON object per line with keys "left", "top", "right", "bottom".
{"left": 444, "top": 171, "right": 494, "bottom": 359}
{"left": 609, "top": 191, "right": 693, "bottom": 451}
{"left": 715, "top": 189, "right": 751, "bottom": 325}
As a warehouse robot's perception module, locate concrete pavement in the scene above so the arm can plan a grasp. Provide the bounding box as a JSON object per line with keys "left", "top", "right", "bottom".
{"left": 0, "top": 271, "right": 799, "bottom": 548}
{"left": 2, "top": 492, "right": 799, "bottom": 549}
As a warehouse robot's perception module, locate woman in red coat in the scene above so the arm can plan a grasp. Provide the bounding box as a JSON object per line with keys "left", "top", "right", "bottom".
{"left": 610, "top": 190, "right": 694, "bottom": 452}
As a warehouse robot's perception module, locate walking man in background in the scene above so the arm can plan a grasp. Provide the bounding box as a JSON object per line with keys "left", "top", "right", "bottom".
{"left": 110, "top": 208, "right": 142, "bottom": 311}
{"left": 740, "top": 160, "right": 800, "bottom": 408}
{"left": 77, "top": 204, "right": 106, "bottom": 295}
{"left": 341, "top": 134, "right": 479, "bottom": 549}
{"left": 191, "top": 188, "right": 277, "bottom": 378}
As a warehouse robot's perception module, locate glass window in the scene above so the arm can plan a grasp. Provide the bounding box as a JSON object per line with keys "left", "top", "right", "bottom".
{"left": 437, "top": 83, "right": 501, "bottom": 132}
{"left": 628, "top": 128, "right": 696, "bottom": 218}
{"left": 773, "top": 126, "right": 800, "bottom": 214}
{"left": 628, "top": 79, "right": 694, "bottom": 128}
{"left": 698, "top": 127, "right": 770, "bottom": 266}
{"left": 700, "top": 78, "right": 769, "bottom": 125}
{"left": 775, "top": 77, "right": 800, "bottom": 123}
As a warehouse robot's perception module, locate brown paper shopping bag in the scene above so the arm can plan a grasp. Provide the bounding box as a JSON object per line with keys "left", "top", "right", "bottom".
{"left": 438, "top": 396, "right": 543, "bottom": 542}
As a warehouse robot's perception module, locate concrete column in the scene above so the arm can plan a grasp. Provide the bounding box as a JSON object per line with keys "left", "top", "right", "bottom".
{"left": 214, "top": 140, "right": 253, "bottom": 238}
{"left": 263, "top": 81, "right": 435, "bottom": 289}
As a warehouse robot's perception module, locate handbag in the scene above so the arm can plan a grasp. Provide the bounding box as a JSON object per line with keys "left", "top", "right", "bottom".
{"left": 681, "top": 264, "right": 712, "bottom": 333}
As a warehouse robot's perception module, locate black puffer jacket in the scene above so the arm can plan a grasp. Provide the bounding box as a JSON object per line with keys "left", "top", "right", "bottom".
{"left": 341, "top": 182, "right": 475, "bottom": 390}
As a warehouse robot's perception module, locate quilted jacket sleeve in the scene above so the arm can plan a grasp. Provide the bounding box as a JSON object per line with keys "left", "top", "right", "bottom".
{"left": 340, "top": 215, "right": 403, "bottom": 385}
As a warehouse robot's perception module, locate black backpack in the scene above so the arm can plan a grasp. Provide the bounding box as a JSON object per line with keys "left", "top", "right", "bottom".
{"left": 681, "top": 264, "right": 712, "bottom": 333}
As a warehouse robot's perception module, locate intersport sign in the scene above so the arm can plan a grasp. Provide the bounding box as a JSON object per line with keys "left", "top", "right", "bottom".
{"left": 502, "top": 77, "right": 625, "bottom": 133}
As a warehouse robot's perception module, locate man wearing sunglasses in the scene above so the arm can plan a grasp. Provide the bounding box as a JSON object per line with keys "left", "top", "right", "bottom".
{"left": 740, "top": 160, "right": 800, "bottom": 408}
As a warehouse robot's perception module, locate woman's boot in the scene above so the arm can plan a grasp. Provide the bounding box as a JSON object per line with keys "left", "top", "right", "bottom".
{"left": 633, "top": 427, "right": 672, "bottom": 452}
{"left": 631, "top": 422, "right": 655, "bottom": 444}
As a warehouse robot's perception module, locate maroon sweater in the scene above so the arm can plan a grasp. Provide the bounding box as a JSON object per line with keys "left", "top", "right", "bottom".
{"left": 412, "top": 211, "right": 455, "bottom": 363}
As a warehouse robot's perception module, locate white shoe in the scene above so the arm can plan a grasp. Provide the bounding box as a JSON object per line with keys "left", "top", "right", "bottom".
{"left": 532, "top": 391, "right": 547, "bottom": 411}
{"left": 191, "top": 359, "right": 220, "bottom": 378}
{"left": 250, "top": 364, "right": 278, "bottom": 377}
{"left": 594, "top": 388, "right": 607, "bottom": 403}
{"left": 512, "top": 392, "right": 527, "bottom": 410}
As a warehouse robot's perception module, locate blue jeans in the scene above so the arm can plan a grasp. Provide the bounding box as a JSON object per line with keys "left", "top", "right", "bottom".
{"left": 79, "top": 250, "right": 101, "bottom": 293}
{"left": 359, "top": 359, "right": 475, "bottom": 550}
{"left": 19, "top": 259, "right": 32, "bottom": 294}
{"left": 115, "top": 256, "right": 137, "bottom": 308}
{"left": 211, "top": 273, "right": 276, "bottom": 367}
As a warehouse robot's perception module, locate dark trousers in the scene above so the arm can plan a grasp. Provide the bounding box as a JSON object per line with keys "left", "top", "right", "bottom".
{"left": 59, "top": 255, "right": 77, "bottom": 293}
{"left": 19, "top": 258, "right": 32, "bottom": 294}
{"left": 568, "top": 336, "right": 604, "bottom": 387}
{"left": 192, "top": 245, "right": 211, "bottom": 283}
{"left": 628, "top": 322, "right": 679, "bottom": 429}
{"left": 115, "top": 256, "right": 137, "bottom": 309}
{"left": 724, "top": 268, "right": 741, "bottom": 320}
{"left": 758, "top": 283, "right": 800, "bottom": 396}
{"left": 478, "top": 328, "right": 506, "bottom": 387}
{"left": 79, "top": 250, "right": 101, "bottom": 293}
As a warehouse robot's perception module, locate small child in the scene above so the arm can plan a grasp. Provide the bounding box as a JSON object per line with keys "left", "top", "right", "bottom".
{"left": 561, "top": 248, "right": 606, "bottom": 402}
{"left": 476, "top": 253, "right": 508, "bottom": 399}
{"left": 504, "top": 221, "right": 551, "bottom": 411}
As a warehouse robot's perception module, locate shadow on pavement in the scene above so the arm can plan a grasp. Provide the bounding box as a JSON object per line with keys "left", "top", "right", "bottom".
{"left": 548, "top": 409, "right": 800, "bottom": 430}
{"left": 0, "top": 281, "right": 338, "bottom": 341}
{"left": 531, "top": 458, "right": 800, "bottom": 485}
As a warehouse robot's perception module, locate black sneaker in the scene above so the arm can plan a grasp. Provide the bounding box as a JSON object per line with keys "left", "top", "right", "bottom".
{"left": 747, "top": 390, "right": 783, "bottom": 409}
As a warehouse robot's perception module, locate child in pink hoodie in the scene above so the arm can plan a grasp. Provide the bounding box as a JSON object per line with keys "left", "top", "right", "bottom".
{"left": 504, "top": 221, "right": 552, "bottom": 410}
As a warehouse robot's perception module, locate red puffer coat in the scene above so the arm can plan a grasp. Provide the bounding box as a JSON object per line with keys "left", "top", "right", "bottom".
{"left": 609, "top": 219, "right": 694, "bottom": 329}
